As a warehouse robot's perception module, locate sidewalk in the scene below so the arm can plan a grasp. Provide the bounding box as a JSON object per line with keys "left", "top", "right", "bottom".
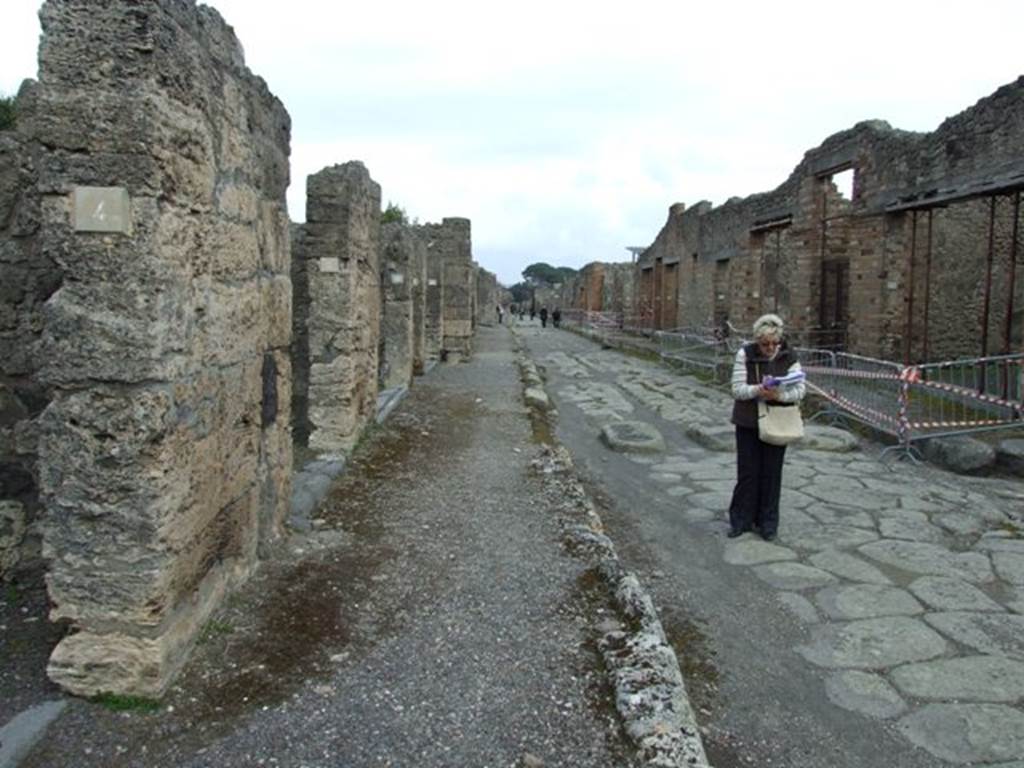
{"left": 10, "top": 325, "right": 653, "bottom": 767}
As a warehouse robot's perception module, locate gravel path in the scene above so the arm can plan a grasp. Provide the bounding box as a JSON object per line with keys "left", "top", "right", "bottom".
{"left": 15, "top": 325, "right": 645, "bottom": 768}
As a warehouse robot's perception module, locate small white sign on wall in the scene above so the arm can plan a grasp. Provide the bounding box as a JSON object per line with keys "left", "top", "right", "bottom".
{"left": 319, "top": 257, "right": 340, "bottom": 273}
{"left": 428, "top": 278, "right": 438, "bottom": 287}
{"left": 73, "top": 186, "right": 131, "bottom": 234}
{"left": 390, "top": 271, "right": 405, "bottom": 285}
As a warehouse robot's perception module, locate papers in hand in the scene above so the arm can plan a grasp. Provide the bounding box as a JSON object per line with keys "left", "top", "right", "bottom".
{"left": 762, "top": 370, "right": 806, "bottom": 389}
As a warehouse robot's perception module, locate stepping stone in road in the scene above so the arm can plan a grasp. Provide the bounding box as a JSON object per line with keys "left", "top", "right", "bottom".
{"left": 599, "top": 420, "right": 665, "bottom": 454}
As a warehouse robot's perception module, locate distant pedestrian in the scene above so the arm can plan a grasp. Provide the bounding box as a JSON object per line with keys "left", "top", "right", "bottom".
{"left": 552, "top": 307, "right": 561, "bottom": 328}
{"left": 530, "top": 305, "right": 536, "bottom": 322}
{"left": 539, "top": 307, "right": 548, "bottom": 328}
{"left": 496, "top": 304, "right": 504, "bottom": 324}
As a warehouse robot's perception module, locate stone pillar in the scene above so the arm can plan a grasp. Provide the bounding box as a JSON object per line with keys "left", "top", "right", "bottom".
{"left": 293, "top": 162, "right": 381, "bottom": 452}
{"left": 410, "top": 228, "right": 427, "bottom": 375}
{"left": 32, "top": 1, "right": 293, "bottom": 697}
{"left": 422, "top": 229, "right": 445, "bottom": 365}
{"left": 379, "top": 222, "right": 416, "bottom": 390}
{"left": 476, "top": 268, "right": 499, "bottom": 327}
{"left": 438, "top": 218, "right": 475, "bottom": 361}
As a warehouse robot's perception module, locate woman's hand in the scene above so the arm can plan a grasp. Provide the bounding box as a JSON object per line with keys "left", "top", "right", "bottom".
{"left": 759, "top": 386, "right": 780, "bottom": 401}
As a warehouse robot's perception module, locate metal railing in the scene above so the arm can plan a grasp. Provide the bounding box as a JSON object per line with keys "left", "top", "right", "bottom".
{"left": 802, "top": 349, "right": 1024, "bottom": 458}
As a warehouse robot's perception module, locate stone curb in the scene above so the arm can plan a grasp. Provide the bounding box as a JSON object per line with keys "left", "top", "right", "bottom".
{"left": 515, "top": 339, "right": 711, "bottom": 768}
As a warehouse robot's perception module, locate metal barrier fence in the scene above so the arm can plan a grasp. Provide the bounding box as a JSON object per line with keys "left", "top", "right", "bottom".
{"left": 558, "top": 313, "right": 1024, "bottom": 455}
{"left": 801, "top": 350, "right": 1024, "bottom": 458}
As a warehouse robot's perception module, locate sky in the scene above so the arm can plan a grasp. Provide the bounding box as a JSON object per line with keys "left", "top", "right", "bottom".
{"left": 2, "top": 2, "right": 1022, "bottom": 287}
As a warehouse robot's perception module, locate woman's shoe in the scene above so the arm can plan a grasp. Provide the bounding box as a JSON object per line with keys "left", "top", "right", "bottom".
{"left": 727, "top": 528, "right": 745, "bottom": 538}
{"left": 761, "top": 531, "right": 777, "bottom": 542}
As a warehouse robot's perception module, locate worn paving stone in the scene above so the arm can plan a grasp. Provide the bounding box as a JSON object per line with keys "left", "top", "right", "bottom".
{"left": 924, "top": 612, "right": 1024, "bottom": 658}
{"left": 649, "top": 472, "right": 683, "bottom": 485}
{"left": 599, "top": 421, "right": 665, "bottom": 454}
{"left": 777, "top": 592, "right": 819, "bottom": 623}
{"left": 935, "top": 512, "right": 985, "bottom": 536}
{"left": 779, "top": 488, "right": 817, "bottom": 510}
{"left": 803, "top": 485, "right": 897, "bottom": 512}
{"left": 859, "top": 540, "right": 994, "bottom": 584}
{"left": 803, "top": 506, "right": 876, "bottom": 529}
{"left": 723, "top": 539, "right": 796, "bottom": 566}
{"left": 798, "top": 617, "right": 947, "bottom": 669}
{"left": 974, "top": 536, "right": 1024, "bottom": 554}
{"left": 684, "top": 424, "right": 734, "bottom": 453}
{"left": 813, "top": 585, "right": 923, "bottom": 620}
{"left": 793, "top": 425, "right": 859, "bottom": 452}
{"left": 782, "top": 523, "right": 879, "bottom": 552}
{"left": 907, "top": 576, "right": 1005, "bottom": 613}
{"left": 684, "top": 491, "right": 731, "bottom": 510}
{"left": 992, "top": 552, "right": 1024, "bottom": 585}
{"left": 752, "top": 562, "right": 838, "bottom": 591}
{"left": 899, "top": 703, "right": 1024, "bottom": 765}
{"left": 890, "top": 656, "right": 1024, "bottom": 702}
{"left": 877, "top": 518, "right": 948, "bottom": 544}
{"left": 824, "top": 670, "right": 907, "bottom": 719}
{"left": 808, "top": 550, "right": 892, "bottom": 585}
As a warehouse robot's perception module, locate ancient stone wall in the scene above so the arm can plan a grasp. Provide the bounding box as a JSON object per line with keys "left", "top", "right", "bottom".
{"left": 476, "top": 268, "right": 499, "bottom": 327}
{"left": 0, "top": 85, "right": 51, "bottom": 581}
{"left": 423, "top": 218, "right": 474, "bottom": 361}
{"left": 379, "top": 222, "right": 417, "bottom": 389}
{"left": 421, "top": 230, "right": 445, "bottom": 364}
{"left": 292, "top": 162, "right": 381, "bottom": 451}
{"left": 27, "top": 0, "right": 292, "bottom": 697}
{"left": 639, "top": 77, "right": 1024, "bottom": 361}
{"left": 408, "top": 228, "right": 428, "bottom": 375}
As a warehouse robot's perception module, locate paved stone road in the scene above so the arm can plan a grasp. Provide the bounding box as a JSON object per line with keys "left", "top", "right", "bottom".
{"left": 516, "top": 319, "right": 1024, "bottom": 767}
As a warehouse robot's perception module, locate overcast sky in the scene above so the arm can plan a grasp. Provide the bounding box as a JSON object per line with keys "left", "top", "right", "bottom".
{"left": 2, "top": 1, "right": 1022, "bottom": 286}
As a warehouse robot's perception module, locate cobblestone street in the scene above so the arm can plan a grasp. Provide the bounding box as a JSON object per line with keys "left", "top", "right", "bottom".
{"left": 517, "top": 319, "right": 1024, "bottom": 767}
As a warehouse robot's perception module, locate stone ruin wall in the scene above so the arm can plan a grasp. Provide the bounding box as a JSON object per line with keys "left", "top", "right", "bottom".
{"left": 420, "top": 225, "right": 446, "bottom": 365}
{"left": 638, "top": 77, "right": 1024, "bottom": 361}
{"left": 560, "top": 263, "right": 633, "bottom": 318}
{"left": 292, "top": 162, "right": 381, "bottom": 453}
{"left": 476, "top": 268, "right": 499, "bottom": 327}
{"left": 423, "top": 218, "right": 475, "bottom": 361}
{"left": 5, "top": 0, "right": 294, "bottom": 697}
{"left": 379, "top": 222, "right": 420, "bottom": 389}
{"left": 0, "top": 86, "right": 51, "bottom": 582}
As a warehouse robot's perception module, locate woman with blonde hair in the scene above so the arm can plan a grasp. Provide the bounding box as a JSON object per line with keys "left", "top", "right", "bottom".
{"left": 727, "top": 314, "right": 805, "bottom": 540}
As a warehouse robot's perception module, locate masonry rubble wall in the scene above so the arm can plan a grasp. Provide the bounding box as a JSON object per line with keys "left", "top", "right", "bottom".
{"left": 422, "top": 218, "right": 474, "bottom": 361}
{"left": 476, "top": 268, "right": 499, "bottom": 327}
{"left": 379, "top": 222, "right": 417, "bottom": 389}
{"left": 25, "top": 0, "right": 293, "bottom": 697}
{"left": 638, "top": 77, "right": 1024, "bottom": 361}
{"left": 421, "top": 228, "right": 445, "bottom": 365}
{"left": 408, "top": 227, "right": 428, "bottom": 375}
{"left": 292, "top": 162, "right": 381, "bottom": 452}
{"left": 562, "top": 262, "right": 636, "bottom": 318}
{"left": 0, "top": 86, "right": 51, "bottom": 582}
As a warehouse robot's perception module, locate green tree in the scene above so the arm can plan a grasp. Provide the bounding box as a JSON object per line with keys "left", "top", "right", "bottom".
{"left": 509, "top": 282, "right": 533, "bottom": 303}
{"left": 0, "top": 94, "right": 16, "bottom": 131}
{"left": 381, "top": 201, "right": 408, "bottom": 225}
{"left": 522, "top": 262, "right": 576, "bottom": 286}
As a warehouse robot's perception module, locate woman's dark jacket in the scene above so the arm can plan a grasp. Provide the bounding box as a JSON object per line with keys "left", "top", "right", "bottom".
{"left": 731, "top": 341, "right": 798, "bottom": 428}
